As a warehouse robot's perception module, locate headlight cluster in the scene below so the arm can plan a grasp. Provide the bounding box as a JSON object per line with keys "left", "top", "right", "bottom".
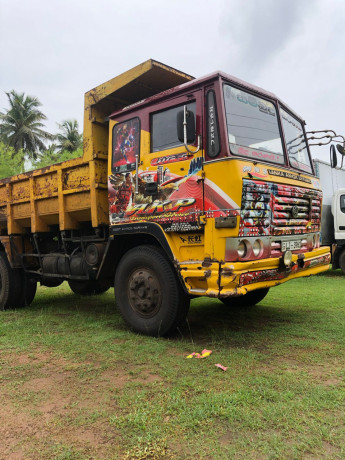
{"left": 237, "top": 239, "right": 263, "bottom": 259}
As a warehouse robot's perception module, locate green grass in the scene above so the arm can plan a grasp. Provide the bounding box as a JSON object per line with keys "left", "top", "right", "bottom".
{"left": 0, "top": 270, "right": 344, "bottom": 459}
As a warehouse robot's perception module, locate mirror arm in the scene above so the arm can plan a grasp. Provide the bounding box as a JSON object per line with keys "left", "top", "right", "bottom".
{"left": 135, "top": 153, "right": 139, "bottom": 195}
{"left": 183, "top": 105, "right": 201, "bottom": 154}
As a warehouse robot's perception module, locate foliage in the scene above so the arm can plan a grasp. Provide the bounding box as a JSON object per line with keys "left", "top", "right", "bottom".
{"left": 33, "top": 146, "right": 83, "bottom": 169}
{"left": 0, "top": 142, "right": 25, "bottom": 179}
{"left": 0, "top": 90, "right": 53, "bottom": 161}
{"left": 56, "top": 119, "right": 83, "bottom": 153}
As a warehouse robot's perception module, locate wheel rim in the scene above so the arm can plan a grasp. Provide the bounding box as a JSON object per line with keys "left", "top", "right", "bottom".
{"left": 128, "top": 268, "right": 162, "bottom": 318}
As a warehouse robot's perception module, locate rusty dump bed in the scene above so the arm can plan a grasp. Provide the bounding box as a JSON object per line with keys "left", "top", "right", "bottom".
{"left": 0, "top": 60, "right": 193, "bottom": 235}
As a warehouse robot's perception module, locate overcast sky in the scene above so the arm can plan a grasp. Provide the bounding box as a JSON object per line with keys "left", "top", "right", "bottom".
{"left": 1, "top": 0, "right": 344, "bottom": 163}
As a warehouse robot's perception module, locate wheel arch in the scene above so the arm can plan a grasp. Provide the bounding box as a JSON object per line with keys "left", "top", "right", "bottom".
{"left": 97, "top": 222, "right": 187, "bottom": 292}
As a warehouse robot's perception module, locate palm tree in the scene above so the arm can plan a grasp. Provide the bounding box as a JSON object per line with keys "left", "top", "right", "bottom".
{"left": 56, "top": 119, "right": 83, "bottom": 153}
{"left": 0, "top": 90, "right": 53, "bottom": 161}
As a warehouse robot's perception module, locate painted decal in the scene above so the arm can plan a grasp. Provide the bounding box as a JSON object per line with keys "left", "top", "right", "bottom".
{"left": 231, "top": 144, "right": 284, "bottom": 164}
{"left": 109, "top": 154, "right": 204, "bottom": 231}
{"left": 267, "top": 169, "right": 312, "bottom": 184}
{"left": 109, "top": 153, "right": 240, "bottom": 232}
{"left": 239, "top": 179, "right": 322, "bottom": 237}
{"left": 179, "top": 234, "right": 203, "bottom": 244}
{"left": 112, "top": 118, "right": 139, "bottom": 173}
{"left": 239, "top": 253, "right": 330, "bottom": 286}
{"left": 109, "top": 173, "right": 134, "bottom": 216}
{"left": 150, "top": 152, "right": 189, "bottom": 166}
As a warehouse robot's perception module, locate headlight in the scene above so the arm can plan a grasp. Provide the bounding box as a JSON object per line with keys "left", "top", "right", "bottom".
{"left": 238, "top": 240, "right": 247, "bottom": 258}
{"left": 253, "top": 239, "right": 262, "bottom": 257}
{"left": 283, "top": 250, "right": 293, "bottom": 267}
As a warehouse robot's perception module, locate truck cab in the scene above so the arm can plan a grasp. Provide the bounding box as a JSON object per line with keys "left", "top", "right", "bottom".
{"left": 107, "top": 69, "right": 330, "bottom": 305}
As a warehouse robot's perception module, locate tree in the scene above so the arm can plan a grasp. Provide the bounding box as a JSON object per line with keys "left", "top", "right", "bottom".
{"left": 0, "top": 90, "right": 53, "bottom": 161}
{"left": 56, "top": 119, "right": 83, "bottom": 153}
{"left": 0, "top": 142, "right": 24, "bottom": 179}
{"left": 33, "top": 145, "right": 82, "bottom": 169}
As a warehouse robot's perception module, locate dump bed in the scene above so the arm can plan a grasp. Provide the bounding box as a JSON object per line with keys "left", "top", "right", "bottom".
{"left": 0, "top": 60, "right": 193, "bottom": 235}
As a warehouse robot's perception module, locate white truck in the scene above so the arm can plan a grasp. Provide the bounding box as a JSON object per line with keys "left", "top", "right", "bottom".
{"left": 313, "top": 158, "right": 345, "bottom": 273}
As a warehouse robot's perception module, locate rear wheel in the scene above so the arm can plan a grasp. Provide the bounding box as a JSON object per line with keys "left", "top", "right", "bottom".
{"left": 16, "top": 272, "right": 37, "bottom": 308}
{"left": 221, "top": 288, "right": 269, "bottom": 308}
{"left": 115, "top": 245, "right": 190, "bottom": 336}
{"left": 68, "top": 279, "right": 111, "bottom": 296}
{"left": 0, "top": 252, "right": 22, "bottom": 309}
{"left": 339, "top": 249, "right": 345, "bottom": 275}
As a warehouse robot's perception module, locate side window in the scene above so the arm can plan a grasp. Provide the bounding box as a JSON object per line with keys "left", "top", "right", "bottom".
{"left": 112, "top": 118, "right": 140, "bottom": 173}
{"left": 151, "top": 102, "right": 196, "bottom": 152}
{"left": 206, "top": 90, "right": 220, "bottom": 158}
{"left": 340, "top": 194, "right": 345, "bottom": 213}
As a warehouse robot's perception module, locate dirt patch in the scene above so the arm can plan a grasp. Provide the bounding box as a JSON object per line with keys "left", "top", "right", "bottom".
{"left": 97, "top": 369, "right": 129, "bottom": 389}
{"left": 136, "top": 373, "right": 163, "bottom": 384}
{"left": 219, "top": 430, "right": 239, "bottom": 446}
{"left": 3, "top": 351, "right": 55, "bottom": 366}
{"left": 0, "top": 350, "right": 132, "bottom": 459}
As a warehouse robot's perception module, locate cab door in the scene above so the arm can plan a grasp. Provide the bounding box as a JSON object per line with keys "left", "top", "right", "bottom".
{"left": 132, "top": 90, "right": 204, "bottom": 232}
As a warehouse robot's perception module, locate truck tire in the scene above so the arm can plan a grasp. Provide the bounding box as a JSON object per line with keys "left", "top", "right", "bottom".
{"left": 339, "top": 249, "right": 345, "bottom": 275}
{"left": 68, "top": 279, "right": 111, "bottom": 296}
{"left": 221, "top": 288, "right": 269, "bottom": 308}
{"left": 0, "top": 252, "right": 22, "bottom": 310}
{"left": 16, "top": 272, "right": 37, "bottom": 308}
{"left": 114, "top": 245, "right": 190, "bottom": 336}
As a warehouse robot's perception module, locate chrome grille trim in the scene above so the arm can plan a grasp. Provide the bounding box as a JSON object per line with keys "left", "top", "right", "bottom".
{"left": 240, "top": 179, "right": 322, "bottom": 237}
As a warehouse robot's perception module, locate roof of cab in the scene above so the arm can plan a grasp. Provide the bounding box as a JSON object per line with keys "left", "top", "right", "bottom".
{"left": 108, "top": 68, "right": 304, "bottom": 123}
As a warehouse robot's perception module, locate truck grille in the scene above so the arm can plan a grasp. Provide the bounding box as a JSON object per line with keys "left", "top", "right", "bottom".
{"left": 240, "top": 179, "right": 322, "bottom": 237}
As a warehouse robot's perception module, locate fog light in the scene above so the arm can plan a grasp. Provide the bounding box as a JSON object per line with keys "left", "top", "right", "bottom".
{"left": 238, "top": 240, "right": 247, "bottom": 258}
{"left": 253, "top": 239, "right": 262, "bottom": 257}
{"left": 283, "top": 250, "right": 293, "bottom": 267}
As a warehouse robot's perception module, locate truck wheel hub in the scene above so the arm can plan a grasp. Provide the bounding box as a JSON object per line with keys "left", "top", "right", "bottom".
{"left": 129, "top": 269, "right": 161, "bottom": 317}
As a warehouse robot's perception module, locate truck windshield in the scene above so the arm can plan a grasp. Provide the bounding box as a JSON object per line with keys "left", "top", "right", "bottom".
{"left": 280, "top": 108, "right": 312, "bottom": 174}
{"left": 223, "top": 84, "right": 284, "bottom": 165}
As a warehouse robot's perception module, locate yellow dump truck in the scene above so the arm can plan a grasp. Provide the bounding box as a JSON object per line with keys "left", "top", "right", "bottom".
{"left": 0, "top": 59, "right": 331, "bottom": 335}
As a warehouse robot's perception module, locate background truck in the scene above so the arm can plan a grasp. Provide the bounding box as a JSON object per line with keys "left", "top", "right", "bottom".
{"left": 0, "top": 59, "right": 331, "bottom": 336}
{"left": 313, "top": 158, "right": 345, "bottom": 273}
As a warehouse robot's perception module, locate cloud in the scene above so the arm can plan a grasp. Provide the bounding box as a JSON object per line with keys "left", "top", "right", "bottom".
{"left": 0, "top": 0, "right": 344, "bottom": 164}
{"left": 220, "top": 0, "right": 318, "bottom": 79}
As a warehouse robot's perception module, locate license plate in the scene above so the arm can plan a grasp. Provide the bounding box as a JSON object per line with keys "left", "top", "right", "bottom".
{"left": 281, "top": 240, "right": 301, "bottom": 251}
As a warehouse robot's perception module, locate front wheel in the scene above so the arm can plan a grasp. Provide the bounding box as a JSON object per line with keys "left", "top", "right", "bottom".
{"left": 221, "top": 288, "right": 269, "bottom": 308}
{"left": 115, "top": 245, "right": 190, "bottom": 336}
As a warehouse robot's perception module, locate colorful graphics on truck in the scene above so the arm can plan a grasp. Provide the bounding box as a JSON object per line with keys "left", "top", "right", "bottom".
{"left": 109, "top": 141, "right": 240, "bottom": 232}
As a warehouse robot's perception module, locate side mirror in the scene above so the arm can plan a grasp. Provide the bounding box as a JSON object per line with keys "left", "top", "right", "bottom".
{"left": 337, "top": 143, "right": 345, "bottom": 169}
{"left": 330, "top": 144, "right": 338, "bottom": 168}
{"left": 177, "top": 107, "right": 196, "bottom": 144}
{"left": 336, "top": 143, "right": 345, "bottom": 156}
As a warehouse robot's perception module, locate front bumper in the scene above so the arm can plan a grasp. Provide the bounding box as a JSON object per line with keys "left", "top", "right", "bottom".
{"left": 180, "top": 246, "right": 331, "bottom": 298}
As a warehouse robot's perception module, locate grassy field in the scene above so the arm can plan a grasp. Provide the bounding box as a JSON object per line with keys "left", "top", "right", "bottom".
{"left": 0, "top": 270, "right": 344, "bottom": 459}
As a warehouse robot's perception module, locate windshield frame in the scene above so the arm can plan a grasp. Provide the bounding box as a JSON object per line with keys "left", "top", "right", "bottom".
{"left": 278, "top": 103, "right": 314, "bottom": 175}
{"left": 221, "top": 79, "right": 315, "bottom": 175}
{"left": 222, "top": 82, "right": 286, "bottom": 167}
